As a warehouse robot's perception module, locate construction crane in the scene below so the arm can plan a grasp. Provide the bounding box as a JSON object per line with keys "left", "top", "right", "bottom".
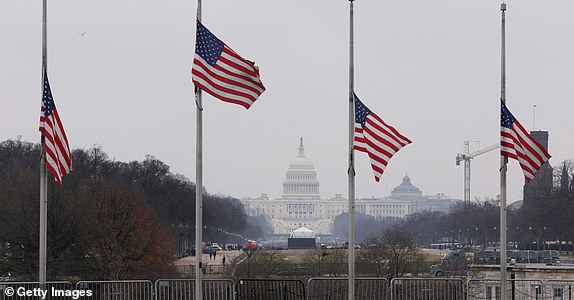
{"left": 456, "top": 141, "right": 499, "bottom": 203}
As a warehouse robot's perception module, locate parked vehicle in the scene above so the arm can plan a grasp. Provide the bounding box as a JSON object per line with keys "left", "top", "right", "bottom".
{"left": 208, "top": 243, "right": 223, "bottom": 250}
{"left": 430, "top": 249, "right": 466, "bottom": 276}
{"left": 247, "top": 240, "right": 257, "bottom": 249}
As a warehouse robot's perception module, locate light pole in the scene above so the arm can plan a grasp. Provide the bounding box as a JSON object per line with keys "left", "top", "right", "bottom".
{"left": 528, "top": 226, "right": 532, "bottom": 250}
{"left": 533, "top": 104, "right": 537, "bottom": 130}
{"left": 493, "top": 227, "right": 497, "bottom": 249}
{"left": 475, "top": 227, "right": 479, "bottom": 247}
{"left": 515, "top": 226, "right": 519, "bottom": 250}
{"left": 543, "top": 226, "right": 547, "bottom": 251}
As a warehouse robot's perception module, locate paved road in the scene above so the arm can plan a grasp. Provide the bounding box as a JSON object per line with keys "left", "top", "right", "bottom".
{"left": 175, "top": 250, "right": 243, "bottom": 275}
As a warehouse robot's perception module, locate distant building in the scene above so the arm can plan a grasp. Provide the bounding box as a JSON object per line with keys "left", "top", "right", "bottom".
{"left": 239, "top": 139, "right": 460, "bottom": 235}
{"left": 523, "top": 130, "right": 553, "bottom": 206}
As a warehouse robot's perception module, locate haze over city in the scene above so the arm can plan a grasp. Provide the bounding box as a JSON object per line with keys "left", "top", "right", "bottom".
{"left": 2, "top": 0, "right": 572, "bottom": 203}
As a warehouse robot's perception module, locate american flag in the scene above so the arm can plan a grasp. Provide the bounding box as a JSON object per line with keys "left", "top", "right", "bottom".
{"left": 353, "top": 93, "right": 412, "bottom": 182}
{"left": 39, "top": 71, "right": 72, "bottom": 185}
{"left": 500, "top": 101, "right": 551, "bottom": 182}
{"left": 192, "top": 20, "right": 265, "bottom": 109}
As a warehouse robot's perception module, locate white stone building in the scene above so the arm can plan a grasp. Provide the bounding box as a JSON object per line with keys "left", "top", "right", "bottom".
{"left": 467, "top": 264, "right": 574, "bottom": 299}
{"left": 240, "top": 139, "right": 460, "bottom": 235}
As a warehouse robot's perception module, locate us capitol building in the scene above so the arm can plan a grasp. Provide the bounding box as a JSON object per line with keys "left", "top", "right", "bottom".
{"left": 240, "top": 139, "right": 460, "bottom": 235}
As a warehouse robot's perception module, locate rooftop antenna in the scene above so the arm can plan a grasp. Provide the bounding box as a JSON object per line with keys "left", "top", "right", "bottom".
{"left": 533, "top": 104, "right": 537, "bottom": 130}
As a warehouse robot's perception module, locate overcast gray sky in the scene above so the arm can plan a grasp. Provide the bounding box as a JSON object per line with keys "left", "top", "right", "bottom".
{"left": 2, "top": 0, "right": 572, "bottom": 203}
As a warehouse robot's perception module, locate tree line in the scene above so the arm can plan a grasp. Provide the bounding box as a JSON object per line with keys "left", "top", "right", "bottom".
{"left": 333, "top": 160, "right": 574, "bottom": 252}
{"left": 404, "top": 161, "right": 573, "bottom": 252}
{"left": 0, "top": 138, "right": 267, "bottom": 280}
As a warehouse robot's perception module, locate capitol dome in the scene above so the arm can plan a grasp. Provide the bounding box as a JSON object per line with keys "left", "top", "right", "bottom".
{"left": 282, "top": 138, "right": 320, "bottom": 200}
{"left": 288, "top": 140, "right": 315, "bottom": 170}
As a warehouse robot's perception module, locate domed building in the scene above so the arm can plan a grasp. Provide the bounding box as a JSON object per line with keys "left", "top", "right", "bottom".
{"left": 391, "top": 175, "right": 422, "bottom": 199}
{"left": 282, "top": 138, "right": 320, "bottom": 200}
{"left": 239, "top": 139, "right": 460, "bottom": 235}
{"left": 240, "top": 139, "right": 343, "bottom": 234}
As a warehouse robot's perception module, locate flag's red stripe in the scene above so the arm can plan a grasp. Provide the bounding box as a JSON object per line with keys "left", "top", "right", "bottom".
{"left": 40, "top": 111, "right": 71, "bottom": 185}
{"left": 501, "top": 150, "right": 518, "bottom": 160}
{"left": 214, "top": 63, "right": 265, "bottom": 94}
{"left": 354, "top": 127, "right": 368, "bottom": 153}
{"left": 370, "top": 113, "right": 412, "bottom": 145}
{"left": 367, "top": 158, "right": 384, "bottom": 182}
{"left": 364, "top": 123, "right": 401, "bottom": 153}
{"left": 43, "top": 132, "right": 63, "bottom": 184}
{"left": 193, "top": 81, "right": 251, "bottom": 109}
{"left": 192, "top": 75, "right": 253, "bottom": 108}
{"left": 500, "top": 105, "right": 551, "bottom": 182}
{"left": 191, "top": 25, "right": 265, "bottom": 108}
{"left": 507, "top": 128, "right": 546, "bottom": 172}
{"left": 511, "top": 120, "right": 547, "bottom": 165}
{"left": 221, "top": 47, "right": 263, "bottom": 82}
{"left": 43, "top": 112, "right": 71, "bottom": 172}
{"left": 368, "top": 158, "right": 385, "bottom": 174}
{"left": 366, "top": 150, "right": 392, "bottom": 169}
{"left": 193, "top": 59, "right": 262, "bottom": 98}
{"left": 353, "top": 108, "right": 410, "bottom": 182}
{"left": 39, "top": 74, "right": 71, "bottom": 185}
{"left": 214, "top": 61, "right": 265, "bottom": 93}
{"left": 211, "top": 55, "right": 265, "bottom": 92}
{"left": 366, "top": 148, "right": 391, "bottom": 168}
{"left": 354, "top": 140, "right": 367, "bottom": 151}
{"left": 52, "top": 112, "right": 72, "bottom": 170}
{"left": 364, "top": 138, "right": 394, "bottom": 162}
{"left": 192, "top": 68, "right": 257, "bottom": 103}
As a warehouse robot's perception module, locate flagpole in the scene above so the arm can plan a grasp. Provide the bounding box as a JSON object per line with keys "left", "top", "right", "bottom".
{"left": 194, "top": 0, "right": 203, "bottom": 299}
{"left": 347, "top": 1, "right": 356, "bottom": 299}
{"left": 39, "top": 0, "right": 48, "bottom": 288}
{"left": 499, "top": 2, "right": 508, "bottom": 299}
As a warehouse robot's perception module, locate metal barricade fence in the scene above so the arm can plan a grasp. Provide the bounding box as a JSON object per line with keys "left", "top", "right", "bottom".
{"left": 307, "top": 277, "right": 389, "bottom": 300}
{"left": 176, "top": 264, "right": 227, "bottom": 276}
{"left": 390, "top": 278, "right": 465, "bottom": 300}
{"left": 467, "top": 279, "right": 544, "bottom": 300}
{"left": 236, "top": 279, "right": 306, "bottom": 300}
{"left": 0, "top": 281, "right": 73, "bottom": 300}
{"left": 155, "top": 279, "right": 234, "bottom": 300}
{"left": 545, "top": 280, "right": 574, "bottom": 300}
{"left": 76, "top": 280, "right": 153, "bottom": 300}
{"left": 6, "top": 278, "right": 574, "bottom": 299}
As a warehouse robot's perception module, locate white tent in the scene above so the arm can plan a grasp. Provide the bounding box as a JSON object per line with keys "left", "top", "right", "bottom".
{"left": 290, "top": 227, "right": 316, "bottom": 238}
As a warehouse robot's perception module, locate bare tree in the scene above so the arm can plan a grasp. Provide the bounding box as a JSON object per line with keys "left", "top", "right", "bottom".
{"left": 83, "top": 177, "right": 175, "bottom": 280}
{"left": 381, "top": 225, "right": 423, "bottom": 280}
{"left": 304, "top": 248, "right": 347, "bottom": 276}
{"left": 235, "top": 249, "right": 286, "bottom": 277}
{"left": 0, "top": 139, "right": 302, "bottom": 280}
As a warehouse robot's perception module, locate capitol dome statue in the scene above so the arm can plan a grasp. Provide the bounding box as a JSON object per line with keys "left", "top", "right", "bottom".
{"left": 282, "top": 138, "right": 320, "bottom": 200}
